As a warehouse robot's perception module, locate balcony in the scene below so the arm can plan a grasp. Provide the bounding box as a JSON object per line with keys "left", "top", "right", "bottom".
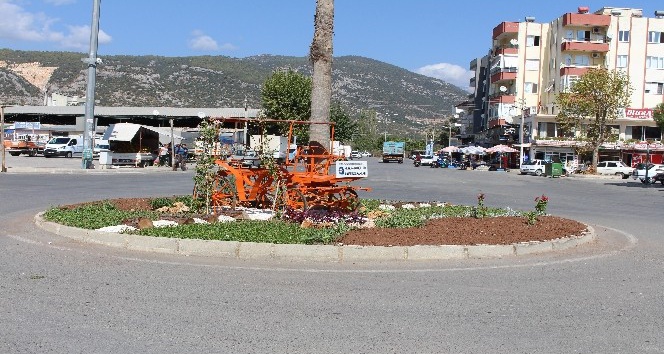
{"left": 488, "top": 119, "right": 507, "bottom": 128}
{"left": 561, "top": 41, "right": 609, "bottom": 53}
{"left": 469, "top": 77, "right": 476, "bottom": 87}
{"left": 562, "top": 13, "right": 610, "bottom": 27}
{"left": 490, "top": 71, "right": 517, "bottom": 84}
{"left": 489, "top": 93, "right": 515, "bottom": 104}
{"left": 493, "top": 47, "right": 518, "bottom": 56}
{"left": 559, "top": 67, "right": 591, "bottom": 76}
{"left": 492, "top": 22, "right": 519, "bottom": 40}
{"left": 469, "top": 58, "right": 478, "bottom": 70}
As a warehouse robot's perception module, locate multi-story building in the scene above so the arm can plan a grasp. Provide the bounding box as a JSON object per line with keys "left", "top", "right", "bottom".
{"left": 465, "top": 6, "right": 664, "bottom": 168}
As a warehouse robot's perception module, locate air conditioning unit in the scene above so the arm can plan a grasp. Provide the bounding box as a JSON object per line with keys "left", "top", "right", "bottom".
{"left": 592, "top": 53, "right": 601, "bottom": 58}
{"left": 592, "top": 27, "right": 601, "bottom": 33}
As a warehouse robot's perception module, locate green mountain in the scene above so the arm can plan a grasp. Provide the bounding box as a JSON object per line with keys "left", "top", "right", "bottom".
{"left": 0, "top": 49, "right": 468, "bottom": 135}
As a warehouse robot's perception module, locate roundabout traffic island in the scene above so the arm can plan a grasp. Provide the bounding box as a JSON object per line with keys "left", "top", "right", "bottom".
{"left": 38, "top": 197, "right": 595, "bottom": 261}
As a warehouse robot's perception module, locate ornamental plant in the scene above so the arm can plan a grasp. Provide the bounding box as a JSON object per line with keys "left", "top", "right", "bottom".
{"left": 534, "top": 195, "right": 549, "bottom": 216}
{"left": 193, "top": 117, "right": 223, "bottom": 214}
{"left": 472, "top": 193, "right": 488, "bottom": 219}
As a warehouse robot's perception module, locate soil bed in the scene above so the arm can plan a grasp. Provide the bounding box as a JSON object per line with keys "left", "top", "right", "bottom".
{"left": 72, "top": 198, "right": 588, "bottom": 246}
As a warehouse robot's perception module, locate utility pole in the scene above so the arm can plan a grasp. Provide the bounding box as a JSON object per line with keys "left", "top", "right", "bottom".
{"left": 0, "top": 104, "right": 11, "bottom": 173}
{"left": 81, "top": 0, "right": 101, "bottom": 169}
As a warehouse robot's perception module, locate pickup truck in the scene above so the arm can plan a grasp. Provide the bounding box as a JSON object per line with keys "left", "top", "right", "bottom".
{"left": 519, "top": 159, "right": 547, "bottom": 176}
{"left": 420, "top": 155, "right": 436, "bottom": 166}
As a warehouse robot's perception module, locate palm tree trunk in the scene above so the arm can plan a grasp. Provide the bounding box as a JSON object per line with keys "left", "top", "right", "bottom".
{"left": 309, "top": 0, "right": 334, "bottom": 148}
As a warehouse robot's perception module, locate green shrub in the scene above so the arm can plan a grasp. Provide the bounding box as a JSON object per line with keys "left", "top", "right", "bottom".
{"left": 43, "top": 202, "right": 158, "bottom": 229}
{"left": 135, "top": 220, "right": 349, "bottom": 245}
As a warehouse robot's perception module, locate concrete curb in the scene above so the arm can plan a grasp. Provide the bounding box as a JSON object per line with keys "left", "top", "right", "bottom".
{"left": 35, "top": 213, "right": 597, "bottom": 262}
{"left": 6, "top": 166, "right": 180, "bottom": 174}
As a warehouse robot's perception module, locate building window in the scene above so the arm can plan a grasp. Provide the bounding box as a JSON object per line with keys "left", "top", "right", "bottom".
{"left": 526, "top": 59, "right": 539, "bottom": 71}
{"left": 561, "top": 75, "right": 579, "bottom": 91}
{"left": 617, "top": 55, "right": 628, "bottom": 68}
{"left": 646, "top": 56, "right": 664, "bottom": 69}
{"left": 648, "top": 31, "right": 664, "bottom": 44}
{"left": 565, "top": 30, "right": 574, "bottom": 41}
{"left": 574, "top": 55, "right": 590, "bottom": 66}
{"left": 577, "top": 30, "right": 591, "bottom": 41}
{"left": 526, "top": 35, "right": 540, "bottom": 47}
{"left": 645, "top": 82, "right": 664, "bottom": 94}
{"left": 619, "top": 30, "right": 630, "bottom": 42}
{"left": 524, "top": 82, "right": 538, "bottom": 93}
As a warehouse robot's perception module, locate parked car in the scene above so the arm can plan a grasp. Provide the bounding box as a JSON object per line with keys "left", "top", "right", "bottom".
{"left": 359, "top": 151, "right": 372, "bottom": 157}
{"left": 632, "top": 163, "right": 664, "bottom": 184}
{"left": 652, "top": 172, "right": 664, "bottom": 185}
{"left": 519, "top": 159, "right": 547, "bottom": 176}
{"left": 350, "top": 151, "right": 361, "bottom": 159}
{"left": 596, "top": 161, "right": 632, "bottom": 179}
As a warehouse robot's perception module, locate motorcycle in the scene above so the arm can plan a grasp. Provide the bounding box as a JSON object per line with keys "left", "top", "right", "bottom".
{"left": 413, "top": 159, "right": 421, "bottom": 167}
{"left": 430, "top": 156, "right": 446, "bottom": 168}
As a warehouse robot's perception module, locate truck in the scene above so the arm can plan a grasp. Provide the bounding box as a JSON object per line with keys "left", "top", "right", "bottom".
{"left": 101, "top": 123, "right": 159, "bottom": 167}
{"left": 382, "top": 141, "right": 405, "bottom": 163}
{"left": 331, "top": 141, "right": 352, "bottom": 159}
{"left": 4, "top": 138, "right": 45, "bottom": 157}
{"left": 43, "top": 135, "right": 84, "bottom": 158}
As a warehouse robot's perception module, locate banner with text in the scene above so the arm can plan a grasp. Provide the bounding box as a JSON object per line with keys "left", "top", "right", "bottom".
{"left": 336, "top": 161, "right": 368, "bottom": 178}
{"left": 625, "top": 108, "right": 653, "bottom": 119}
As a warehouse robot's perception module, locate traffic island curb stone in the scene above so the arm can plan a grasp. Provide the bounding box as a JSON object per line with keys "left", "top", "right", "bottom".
{"left": 34, "top": 213, "right": 597, "bottom": 262}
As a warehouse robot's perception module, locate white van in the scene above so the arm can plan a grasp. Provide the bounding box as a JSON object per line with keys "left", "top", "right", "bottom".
{"left": 43, "top": 135, "right": 84, "bottom": 158}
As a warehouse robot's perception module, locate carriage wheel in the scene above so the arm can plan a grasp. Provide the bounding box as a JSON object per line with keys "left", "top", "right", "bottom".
{"left": 210, "top": 176, "right": 237, "bottom": 209}
{"left": 327, "top": 188, "right": 360, "bottom": 212}
{"left": 273, "top": 187, "right": 308, "bottom": 212}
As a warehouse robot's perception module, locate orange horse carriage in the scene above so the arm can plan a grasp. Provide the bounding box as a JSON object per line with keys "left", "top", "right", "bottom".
{"left": 196, "top": 118, "right": 370, "bottom": 213}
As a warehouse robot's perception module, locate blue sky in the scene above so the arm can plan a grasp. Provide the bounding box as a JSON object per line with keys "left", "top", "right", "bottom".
{"left": 0, "top": 0, "right": 657, "bottom": 89}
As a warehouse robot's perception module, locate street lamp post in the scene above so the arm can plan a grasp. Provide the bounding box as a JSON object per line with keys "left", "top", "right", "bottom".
{"left": 81, "top": 0, "right": 102, "bottom": 169}
{"left": 519, "top": 108, "right": 525, "bottom": 166}
{"left": 1, "top": 104, "right": 11, "bottom": 173}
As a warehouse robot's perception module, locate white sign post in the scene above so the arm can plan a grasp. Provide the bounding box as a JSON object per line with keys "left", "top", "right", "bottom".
{"left": 336, "top": 161, "right": 368, "bottom": 178}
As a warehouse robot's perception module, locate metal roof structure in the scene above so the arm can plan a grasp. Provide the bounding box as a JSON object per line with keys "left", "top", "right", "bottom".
{"left": 2, "top": 106, "right": 261, "bottom": 127}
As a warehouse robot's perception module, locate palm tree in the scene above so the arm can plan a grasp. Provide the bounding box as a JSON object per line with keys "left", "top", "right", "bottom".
{"left": 309, "top": 0, "right": 334, "bottom": 147}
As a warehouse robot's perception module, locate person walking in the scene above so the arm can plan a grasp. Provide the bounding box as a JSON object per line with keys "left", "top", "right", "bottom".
{"left": 174, "top": 143, "right": 188, "bottom": 171}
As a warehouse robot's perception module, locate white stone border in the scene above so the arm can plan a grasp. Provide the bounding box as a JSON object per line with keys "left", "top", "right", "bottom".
{"left": 35, "top": 213, "right": 596, "bottom": 262}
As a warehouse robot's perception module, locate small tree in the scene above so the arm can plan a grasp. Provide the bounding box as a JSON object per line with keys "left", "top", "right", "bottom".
{"left": 193, "top": 118, "right": 222, "bottom": 214}
{"left": 556, "top": 68, "right": 632, "bottom": 170}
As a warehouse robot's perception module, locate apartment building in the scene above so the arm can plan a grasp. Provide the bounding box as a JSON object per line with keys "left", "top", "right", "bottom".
{"left": 464, "top": 6, "right": 664, "bottom": 167}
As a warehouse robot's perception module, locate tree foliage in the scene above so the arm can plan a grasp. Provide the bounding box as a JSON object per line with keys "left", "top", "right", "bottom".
{"left": 654, "top": 103, "right": 664, "bottom": 132}
{"left": 555, "top": 68, "right": 632, "bottom": 168}
{"left": 330, "top": 103, "right": 357, "bottom": 143}
{"left": 261, "top": 68, "right": 312, "bottom": 122}
{"left": 260, "top": 68, "right": 357, "bottom": 146}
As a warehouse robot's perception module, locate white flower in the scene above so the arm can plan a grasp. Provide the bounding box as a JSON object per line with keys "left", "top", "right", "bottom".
{"left": 153, "top": 220, "right": 179, "bottom": 228}
{"left": 217, "top": 215, "right": 236, "bottom": 223}
{"left": 419, "top": 203, "right": 431, "bottom": 208}
{"left": 401, "top": 203, "right": 416, "bottom": 209}
{"left": 193, "top": 218, "right": 209, "bottom": 224}
{"left": 97, "top": 225, "right": 137, "bottom": 233}
{"left": 378, "top": 204, "right": 395, "bottom": 211}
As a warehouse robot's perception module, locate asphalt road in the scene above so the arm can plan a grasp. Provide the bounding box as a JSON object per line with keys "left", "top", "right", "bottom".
{"left": 1, "top": 156, "right": 663, "bottom": 353}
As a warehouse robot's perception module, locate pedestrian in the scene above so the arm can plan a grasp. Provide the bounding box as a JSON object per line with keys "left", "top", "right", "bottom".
{"left": 158, "top": 144, "right": 168, "bottom": 166}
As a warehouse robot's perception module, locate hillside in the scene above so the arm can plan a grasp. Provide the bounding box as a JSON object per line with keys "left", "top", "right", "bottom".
{"left": 0, "top": 49, "right": 468, "bottom": 135}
